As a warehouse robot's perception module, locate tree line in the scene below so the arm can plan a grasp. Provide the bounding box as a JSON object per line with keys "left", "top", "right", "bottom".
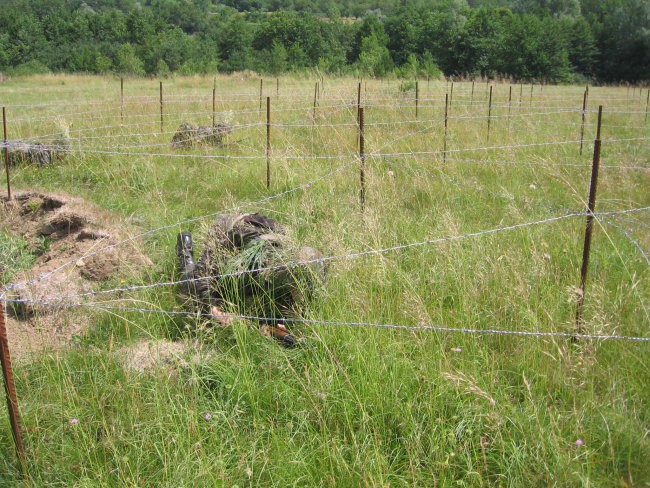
{"left": 0, "top": 0, "right": 648, "bottom": 83}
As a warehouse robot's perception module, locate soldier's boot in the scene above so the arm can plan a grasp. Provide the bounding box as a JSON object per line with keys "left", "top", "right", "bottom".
{"left": 177, "top": 232, "right": 196, "bottom": 295}
{"left": 176, "top": 232, "right": 195, "bottom": 271}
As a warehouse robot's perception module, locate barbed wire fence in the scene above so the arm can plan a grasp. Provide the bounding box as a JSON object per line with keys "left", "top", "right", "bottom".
{"left": 1, "top": 79, "right": 649, "bottom": 474}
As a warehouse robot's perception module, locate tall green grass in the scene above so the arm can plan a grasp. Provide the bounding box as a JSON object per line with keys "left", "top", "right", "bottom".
{"left": 0, "top": 74, "right": 648, "bottom": 486}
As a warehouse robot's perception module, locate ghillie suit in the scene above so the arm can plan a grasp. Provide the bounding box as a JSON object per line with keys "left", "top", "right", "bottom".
{"left": 177, "top": 214, "right": 325, "bottom": 346}
{"left": 171, "top": 123, "right": 232, "bottom": 148}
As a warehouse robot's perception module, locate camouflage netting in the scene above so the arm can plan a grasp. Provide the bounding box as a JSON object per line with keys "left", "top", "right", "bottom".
{"left": 179, "top": 213, "right": 326, "bottom": 322}
{"left": 171, "top": 122, "right": 232, "bottom": 148}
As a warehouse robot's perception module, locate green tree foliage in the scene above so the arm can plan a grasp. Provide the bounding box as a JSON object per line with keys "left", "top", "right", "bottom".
{"left": 0, "top": 0, "right": 645, "bottom": 82}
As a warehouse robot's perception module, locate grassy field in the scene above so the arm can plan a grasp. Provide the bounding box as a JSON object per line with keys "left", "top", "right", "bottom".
{"left": 0, "top": 74, "right": 649, "bottom": 487}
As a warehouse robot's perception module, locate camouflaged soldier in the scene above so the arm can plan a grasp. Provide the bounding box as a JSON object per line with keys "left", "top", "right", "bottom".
{"left": 177, "top": 213, "right": 325, "bottom": 346}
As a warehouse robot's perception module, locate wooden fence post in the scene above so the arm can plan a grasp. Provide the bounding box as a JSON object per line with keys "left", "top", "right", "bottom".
{"left": 259, "top": 78, "right": 263, "bottom": 115}
{"left": 575, "top": 105, "right": 603, "bottom": 334}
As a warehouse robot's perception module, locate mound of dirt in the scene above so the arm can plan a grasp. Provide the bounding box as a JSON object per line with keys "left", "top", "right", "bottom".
{"left": 1, "top": 190, "right": 152, "bottom": 358}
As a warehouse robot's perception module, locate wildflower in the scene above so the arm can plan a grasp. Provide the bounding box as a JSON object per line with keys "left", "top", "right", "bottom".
{"left": 69, "top": 418, "right": 79, "bottom": 425}
{"left": 387, "top": 170, "right": 395, "bottom": 177}
{"left": 305, "top": 183, "right": 311, "bottom": 189}
{"left": 575, "top": 438, "right": 584, "bottom": 446}
{"left": 451, "top": 348, "right": 462, "bottom": 353}
{"left": 204, "top": 413, "right": 212, "bottom": 421}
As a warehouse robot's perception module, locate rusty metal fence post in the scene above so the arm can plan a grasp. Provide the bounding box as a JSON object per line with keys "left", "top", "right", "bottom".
{"left": 266, "top": 97, "right": 271, "bottom": 189}
{"left": 120, "top": 77, "right": 124, "bottom": 123}
{"left": 579, "top": 86, "right": 589, "bottom": 155}
{"left": 487, "top": 86, "right": 493, "bottom": 142}
{"left": 443, "top": 93, "right": 449, "bottom": 164}
{"left": 575, "top": 105, "right": 604, "bottom": 334}
{"left": 0, "top": 298, "right": 26, "bottom": 474}
{"left": 2, "top": 107, "right": 11, "bottom": 200}
{"left": 359, "top": 107, "right": 365, "bottom": 211}
{"left": 508, "top": 85, "right": 512, "bottom": 115}
{"left": 415, "top": 80, "right": 419, "bottom": 120}
{"left": 449, "top": 81, "right": 453, "bottom": 111}
{"left": 159, "top": 81, "right": 163, "bottom": 133}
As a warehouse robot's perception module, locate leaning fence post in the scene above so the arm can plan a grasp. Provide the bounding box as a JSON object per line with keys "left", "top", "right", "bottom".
{"left": 266, "top": 97, "right": 271, "bottom": 189}
{"left": 443, "top": 93, "right": 449, "bottom": 164}
{"left": 487, "top": 85, "right": 493, "bottom": 142}
{"left": 359, "top": 106, "right": 365, "bottom": 211}
{"left": 579, "top": 85, "right": 589, "bottom": 155}
{"left": 0, "top": 299, "right": 26, "bottom": 475}
{"left": 2, "top": 107, "right": 11, "bottom": 200}
{"left": 159, "top": 81, "right": 163, "bottom": 133}
{"left": 575, "top": 105, "right": 603, "bottom": 334}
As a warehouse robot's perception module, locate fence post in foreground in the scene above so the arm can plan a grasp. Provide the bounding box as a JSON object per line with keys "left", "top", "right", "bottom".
{"left": 266, "top": 97, "right": 271, "bottom": 189}
{"left": 0, "top": 299, "right": 26, "bottom": 475}
{"left": 575, "top": 105, "right": 603, "bottom": 335}
{"left": 443, "top": 93, "right": 449, "bottom": 164}
{"left": 487, "top": 85, "right": 493, "bottom": 142}
{"left": 159, "top": 81, "right": 163, "bottom": 133}
{"left": 2, "top": 107, "right": 11, "bottom": 200}
{"left": 120, "top": 77, "right": 124, "bottom": 123}
{"left": 579, "top": 85, "right": 589, "bottom": 155}
{"left": 359, "top": 107, "right": 365, "bottom": 211}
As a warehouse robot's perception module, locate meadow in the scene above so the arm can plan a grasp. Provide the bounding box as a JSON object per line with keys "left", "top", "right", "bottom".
{"left": 0, "top": 74, "right": 649, "bottom": 487}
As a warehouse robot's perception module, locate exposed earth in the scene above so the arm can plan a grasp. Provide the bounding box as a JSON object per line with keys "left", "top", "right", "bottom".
{"left": 1, "top": 190, "right": 152, "bottom": 358}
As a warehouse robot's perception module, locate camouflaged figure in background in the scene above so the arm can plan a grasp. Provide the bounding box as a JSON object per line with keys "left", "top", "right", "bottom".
{"left": 177, "top": 213, "right": 325, "bottom": 346}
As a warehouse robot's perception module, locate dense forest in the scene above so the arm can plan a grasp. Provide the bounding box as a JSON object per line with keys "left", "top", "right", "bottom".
{"left": 0, "top": 0, "right": 648, "bottom": 82}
